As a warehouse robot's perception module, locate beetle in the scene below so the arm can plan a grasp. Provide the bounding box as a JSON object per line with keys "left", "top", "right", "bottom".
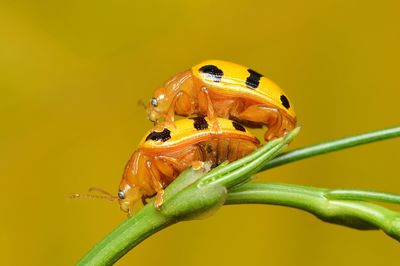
{"left": 147, "top": 60, "right": 297, "bottom": 141}
{"left": 117, "top": 117, "right": 260, "bottom": 214}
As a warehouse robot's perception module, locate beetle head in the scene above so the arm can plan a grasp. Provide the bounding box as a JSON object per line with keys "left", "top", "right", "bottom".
{"left": 147, "top": 70, "right": 194, "bottom": 123}
{"left": 117, "top": 151, "right": 148, "bottom": 214}
{"left": 117, "top": 178, "right": 143, "bottom": 214}
{"left": 147, "top": 87, "right": 172, "bottom": 123}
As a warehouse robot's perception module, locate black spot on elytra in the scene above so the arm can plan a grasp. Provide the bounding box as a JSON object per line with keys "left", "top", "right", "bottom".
{"left": 145, "top": 128, "right": 171, "bottom": 142}
{"left": 280, "top": 95, "right": 290, "bottom": 109}
{"left": 232, "top": 121, "right": 246, "bottom": 132}
{"left": 189, "top": 117, "right": 209, "bottom": 130}
{"left": 199, "top": 65, "right": 223, "bottom": 82}
{"left": 245, "top": 69, "right": 263, "bottom": 89}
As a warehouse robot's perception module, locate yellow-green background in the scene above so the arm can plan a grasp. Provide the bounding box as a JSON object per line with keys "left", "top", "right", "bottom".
{"left": 1, "top": 0, "right": 399, "bottom": 265}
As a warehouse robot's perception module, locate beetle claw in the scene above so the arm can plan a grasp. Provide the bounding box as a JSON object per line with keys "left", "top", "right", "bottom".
{"left": 154, "top": 190, "right": 165, "bottom": 210}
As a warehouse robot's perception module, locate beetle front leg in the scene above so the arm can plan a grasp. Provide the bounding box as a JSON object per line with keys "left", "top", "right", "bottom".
{"left": 159, "top": 90, "right": 195, "bottom": 130}
{"left": 145, "top": 160, "right": 166, "bottom": 209}
{"left": 238, "top": 105, "right": 283, "bottom": 141}
{"left": 159, "top": 91, "right": 183, "bottom": 130}
{"left": 199, "top": 87, "right": 221, "bottom": 134}
{"left": 157, "top": 155, "right": 190, "bottom": 174}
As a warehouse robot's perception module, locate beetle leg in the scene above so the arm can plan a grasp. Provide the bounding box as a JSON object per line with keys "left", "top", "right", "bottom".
{"left": 163, "top": 90, "right": 195, "bottom": 129}
{"left": 238, "top": 105, "right": 283, "bottom": 141}
{"left": 162, "top": 91, "right": 184, "bottom": 128}
{"left": 191, "top": 160, "right": 205, "bottom": 170}
{"left": 141, "top": 194, "right": 154, "bottom": 205}
{"left": 158, "top": 145, "right": 204, "bottom": 172}
{"left": 200, "top": 87, "right": 221, "bottom": 134}
{"left": 141, "top": 195, "right": 148, "bottom": 205}
{"left": 200, "top": 87, "right": 216, "bottom": 119}
{"left": 145, "top": 160, "right": 165, "bottom": 209}
{"left": 157, "top": 155, "right": 190, "bottom": 172}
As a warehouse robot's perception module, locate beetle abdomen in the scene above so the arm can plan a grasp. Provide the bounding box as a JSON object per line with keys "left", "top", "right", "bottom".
{"left": 199, "top": 138, "right": 258, "bottom": 167}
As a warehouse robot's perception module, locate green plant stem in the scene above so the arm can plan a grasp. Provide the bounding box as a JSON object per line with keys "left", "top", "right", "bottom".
{"left": 262, "top": 126, "right": 400, "bottom": 171}
{"left": 227, "top": 182, "right": 400, "bottom": 240}
{"left": 200, "top": 127, "right": 300, "bottom": 188}
{"left": 78, "top": 204, "right": 173, "bottom": 266}
{"left": 326, "top": 189, "right": 400, "bottom": 204}
{"left": 78, "top": 167, "right": 208, "bottom": 266}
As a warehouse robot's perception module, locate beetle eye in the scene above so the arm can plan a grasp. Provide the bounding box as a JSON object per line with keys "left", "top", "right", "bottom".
{"left": 150, "top": 97, "right": 158, "bottom": 107}
{"left": 118, "top": 190, "right": 125, "bottom": 200}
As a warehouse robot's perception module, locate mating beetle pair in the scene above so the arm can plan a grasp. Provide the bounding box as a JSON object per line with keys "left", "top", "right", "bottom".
{"left": 117, "top": 60, "right": 297, "bottom": 214}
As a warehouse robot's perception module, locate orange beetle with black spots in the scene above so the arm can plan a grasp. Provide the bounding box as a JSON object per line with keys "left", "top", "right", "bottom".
{"left": 147, "top": 60, "right": 297, "bottom": 141}
{"left": 117, "top": 117, "right": 260, "bottom": 214}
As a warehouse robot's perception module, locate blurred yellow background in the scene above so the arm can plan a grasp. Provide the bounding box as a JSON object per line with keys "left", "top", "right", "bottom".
{"left": 1, "top": 0, "right": 399, "bottom": 265}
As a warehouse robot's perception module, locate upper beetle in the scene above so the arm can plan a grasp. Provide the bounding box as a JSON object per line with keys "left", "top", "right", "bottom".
{"left": 147, "top": 60, "right": 297, "bottom": 141}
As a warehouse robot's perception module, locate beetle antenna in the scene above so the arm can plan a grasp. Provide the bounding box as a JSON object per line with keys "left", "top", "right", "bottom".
{"left": 67, "top": 187, "right": 117, "bottom": 201}
{"left": 137, "top": 99, "right": 147, "bottom": 109}
{"left": 88, "top": 187, "right": 116, "bottom": 198}
{"left": 67, "top": 193, "right": 116, "bottom": 201}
